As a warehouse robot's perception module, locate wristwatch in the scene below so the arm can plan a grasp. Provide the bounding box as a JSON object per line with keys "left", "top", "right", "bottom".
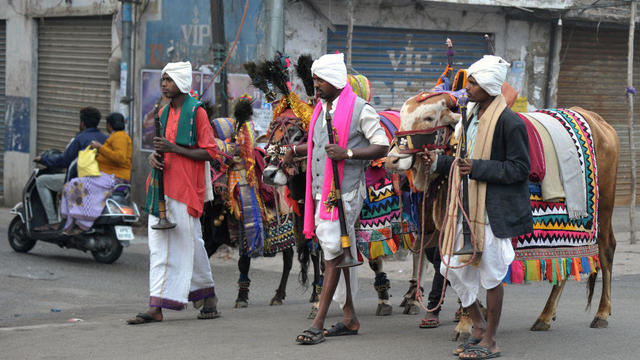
{"left": 347, "top": 149, "right": 353, "bottom": 159}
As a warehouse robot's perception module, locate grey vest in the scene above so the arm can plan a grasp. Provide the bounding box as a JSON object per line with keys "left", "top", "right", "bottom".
{"left": 311, "top": 97, "right": 369, "bottom": 197}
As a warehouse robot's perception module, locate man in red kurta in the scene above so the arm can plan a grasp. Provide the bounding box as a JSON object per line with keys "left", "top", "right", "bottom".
{"left": 128, "top": 61, "right": 220, "bottom": 324}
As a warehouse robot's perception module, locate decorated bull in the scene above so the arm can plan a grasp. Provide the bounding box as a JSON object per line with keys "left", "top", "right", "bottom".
{"left": 255, "top": 54, "right": 420, "bottom": 318}
{"left": 385, "top": 58, "right": 618, "bottom": 351}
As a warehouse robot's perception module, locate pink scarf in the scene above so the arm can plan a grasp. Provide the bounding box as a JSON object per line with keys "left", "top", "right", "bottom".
{"left": 303, "top": 84, "right": 357, "bottom": 239}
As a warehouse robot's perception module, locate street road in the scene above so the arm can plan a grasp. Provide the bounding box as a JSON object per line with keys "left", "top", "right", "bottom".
{"left": 1, "top": 206, "right": 639, "bottom": 360}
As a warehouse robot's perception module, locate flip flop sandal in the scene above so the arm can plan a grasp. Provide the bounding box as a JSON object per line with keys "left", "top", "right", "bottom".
{"left": 419, "top": 317, "right": 440, "bottom": 328}
{"left": 296, "top": 327, "right": 325, "bottom": 345}
{"left": 452, "top": 337, "right": 482, "bottom": 356}
{"left": 459, "top": 345, "right": 501, "bottom": 360}
{"left": 126, "top": 312, "right": 161, "bottom": 325}
{"left": 324, "top": 322, "right": 358, "bottom": 337}
{"left": 197, "top": 307, "right": 221, "bottom": 319}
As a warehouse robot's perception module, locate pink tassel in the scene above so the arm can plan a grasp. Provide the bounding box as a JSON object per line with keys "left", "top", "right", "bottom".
{"left": 511, "top": 261, "right": 525, "bottom": 284}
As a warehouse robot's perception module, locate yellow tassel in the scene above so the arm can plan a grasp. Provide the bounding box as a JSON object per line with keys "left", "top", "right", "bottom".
{"left": 369, "top": 242, "right": 385, "bottom": 259}
{"left": 525, "top": 260, "right": 539, "bottom": 281}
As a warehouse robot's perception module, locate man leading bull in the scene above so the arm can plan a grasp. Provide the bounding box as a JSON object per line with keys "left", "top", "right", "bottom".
{"left": 423, "top": 55, "right": 532, "bottom": 359}
{"left": 285, "top": 53, "right": 389, "bottom": 345}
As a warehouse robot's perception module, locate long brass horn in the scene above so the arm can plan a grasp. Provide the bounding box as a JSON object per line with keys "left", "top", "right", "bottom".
{"left": 151, "top": 97, "right": 176, "bottom": 230}
{"left": 325, "top": 111, "right": 362, "bottom": 268}
{"left": 453, "top": 95, "right": 480, "bottom": 256}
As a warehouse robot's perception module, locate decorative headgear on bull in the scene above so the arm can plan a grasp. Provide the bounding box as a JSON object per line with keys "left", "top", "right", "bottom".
{"left": 244, "top": 53, "right": 314, "bottom": 132}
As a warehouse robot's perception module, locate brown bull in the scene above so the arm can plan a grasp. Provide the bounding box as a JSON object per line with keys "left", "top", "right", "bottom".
{"left": 385, "top": 93, "right": 618, "bottom": 337}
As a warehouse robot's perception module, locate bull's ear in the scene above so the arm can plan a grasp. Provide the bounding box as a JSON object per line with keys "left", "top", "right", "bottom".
{"left": 440, "top": 109, "right": 461, "bottom": 125}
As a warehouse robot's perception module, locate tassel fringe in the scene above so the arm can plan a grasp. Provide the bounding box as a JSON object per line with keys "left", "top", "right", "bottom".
{"left": 503, "top": 255, "right": 600, "bottom": 285}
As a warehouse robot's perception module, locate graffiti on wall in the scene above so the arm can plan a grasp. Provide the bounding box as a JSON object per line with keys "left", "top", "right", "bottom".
{"left": 5, "top": 96, "right": 30, "bottom": 153}
{"left": 146, "top": 2, "right": 212, "bottom": 67}
{"left": 145, "top": 0, "right": 264, "bottom": 68}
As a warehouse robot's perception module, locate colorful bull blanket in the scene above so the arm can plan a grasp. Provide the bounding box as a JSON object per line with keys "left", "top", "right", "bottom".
{"left": 355, "top": 110, "right": 418, "bottom": 260}
{"left": 505, "top": 108, "right": 599, "bottom": 285}
{"left": 356, "top": 175, "right": 418, "bottom": 260}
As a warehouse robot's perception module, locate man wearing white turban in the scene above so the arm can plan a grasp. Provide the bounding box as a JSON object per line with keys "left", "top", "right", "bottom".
{"left": 423, "top": 55, "right": 532, "bottom": 359}
{"left": 128, "top": 62, "right": 222, "bottom": 324}
{"left": 287, "top": 53, "right": 389, "bottom": 345}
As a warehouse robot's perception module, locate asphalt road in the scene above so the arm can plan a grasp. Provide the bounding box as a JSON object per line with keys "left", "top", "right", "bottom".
{"left": 1, "top": 206, "right": 639, "bottom": 360}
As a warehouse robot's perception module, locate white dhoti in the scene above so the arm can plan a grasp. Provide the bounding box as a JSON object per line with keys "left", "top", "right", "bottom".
{"left": 148, "top": 197, "right": 215, "bottom": 310}
{"left": 314, "top": 188, "right": 365, "bottom": 308}
{"left": 441, "top": 221, "right": 514, "bottom": 308}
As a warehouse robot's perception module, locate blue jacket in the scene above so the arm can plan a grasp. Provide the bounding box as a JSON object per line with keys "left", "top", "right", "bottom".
{"left": 41, "top": 128, "right": 109, "bottom": 168}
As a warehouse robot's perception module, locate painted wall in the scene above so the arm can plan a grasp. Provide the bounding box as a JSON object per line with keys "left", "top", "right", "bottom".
{"left": 1, "top": 0, "right": 122, "bottom": 205}
{"left": 4, "top": 1, "right": 36, "bottom": 206}
{"left": 25, "top": 0, "right": 118, "bottom": 17}
{"left": 142, "top": 0, "right": 265, "bottom": 69}
{"left": 131, "top": 0, "right": 266, "bottom": 207}
{"left": 284, "top": 0, "right": 552, "bottom": 110}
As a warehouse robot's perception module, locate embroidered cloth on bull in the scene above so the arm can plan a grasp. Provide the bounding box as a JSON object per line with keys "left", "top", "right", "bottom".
{"left": 506, "top": 108, "right": 599, "bottom": 284}
{"left": 263, "top": 213, "right": 296, "bottom": 256}
{"left": 356, "top": 175, "right": 417, "bottom": 260}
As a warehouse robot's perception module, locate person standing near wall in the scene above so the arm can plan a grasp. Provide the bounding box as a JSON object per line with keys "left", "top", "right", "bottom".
{"left": 127, "top": 61, "right": 221, "bottom": 324}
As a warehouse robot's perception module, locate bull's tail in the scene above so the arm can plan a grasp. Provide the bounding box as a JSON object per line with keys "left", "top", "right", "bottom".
{"left": 585, "top": 270, "right": 599, "bottom": 311}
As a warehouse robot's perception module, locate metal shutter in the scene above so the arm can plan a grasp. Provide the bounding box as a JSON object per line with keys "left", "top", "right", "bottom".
{"left": 0, "top": 20, "right": 6, "bottom": 196}
{"left": 36, "top": 16, "right": 111, "bottom": 154}
{"left": 328, "top": 25, "right": 488, "bottom": 110}
{"left": 557, "top": 25, "right": 640, "bottom": 205}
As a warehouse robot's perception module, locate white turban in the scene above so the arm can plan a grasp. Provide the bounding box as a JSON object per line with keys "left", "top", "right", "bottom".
{"left": 467, "top": 55, "right": 510, "bottom": 96}
{"left": 162, "top": 61, "right": 192, "bottom": 93}
{"left": 311, "top": 53, "right": 347, "bottom": 89}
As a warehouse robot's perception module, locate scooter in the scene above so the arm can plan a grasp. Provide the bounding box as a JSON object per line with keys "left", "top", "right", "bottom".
{"left": 8, "top": 151, "right": 140, "bottom": 263}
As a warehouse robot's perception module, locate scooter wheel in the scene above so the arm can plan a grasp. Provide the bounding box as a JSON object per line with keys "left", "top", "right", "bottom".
{"left": 8, "top": 216, "right": 37, "bottom": 253}
{"left": 91, "top": 229, "right": 123, "bottom": 264}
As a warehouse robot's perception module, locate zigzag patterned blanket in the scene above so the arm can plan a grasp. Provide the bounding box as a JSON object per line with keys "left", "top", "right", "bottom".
{"left": 506, "top": 108, "right": 600, "bottom": 284}
{"left": 355, "top": 110, "right": 417, "bottom": 260}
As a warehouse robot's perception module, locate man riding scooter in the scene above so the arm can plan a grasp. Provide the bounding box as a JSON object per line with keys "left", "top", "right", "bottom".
{"left": 33, "top": 107, "right": 108, "bottom": 231}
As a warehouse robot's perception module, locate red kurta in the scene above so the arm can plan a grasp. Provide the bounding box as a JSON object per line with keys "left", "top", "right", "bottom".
{"left": 162, "top": 104, "right": 217, "bottom": 218}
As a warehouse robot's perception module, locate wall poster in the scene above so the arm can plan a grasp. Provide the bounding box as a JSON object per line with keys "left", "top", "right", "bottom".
{"left": 139, "top": 69, "right": 215, "bottom": 151}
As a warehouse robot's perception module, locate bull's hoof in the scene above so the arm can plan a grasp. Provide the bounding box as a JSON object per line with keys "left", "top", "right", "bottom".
{"left": 590, "top": 317, "right": 609, "bottom": 328}
{"left": 376, "top": 303, "right": 393, "bottom": 316}
{"left": 530, "top": 318, "right": 551, "bottom": 331}
{"left": 399, "top": 297, "right": 408, "bottom": 308}
{"left": 234, "top": 300, "right": 248, "bottom": 308}
{"left": 307, "top": 304, "right": 319, "bottom": 319}
{"left": 270, "top": 290, "right": 285, "bottom": 306}
{"left": 402, "top": 302, "right": 420, "bottom": 315}
{"left": 451, "top": 330, "right": 470, "bottom": 342}
{"left": 269, "top": 297, "right": 283, "bottom": 306}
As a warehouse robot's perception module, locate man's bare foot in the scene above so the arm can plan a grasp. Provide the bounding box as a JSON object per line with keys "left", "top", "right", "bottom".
{"left": 197, "top": 295, "right": 220, "bottom": 319}
{"left": 203, "top": 295, "right": 218, "bottom": 309}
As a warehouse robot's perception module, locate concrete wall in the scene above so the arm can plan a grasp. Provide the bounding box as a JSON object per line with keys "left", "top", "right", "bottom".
{"left": 25, "top": 0, "right": 118, "bottom": 17}
{"left": 3, "top": 1, "right": 36, "bottom": 206}
{"left": 284, "top": 0, "right": 552, "bottom": 110}
{"left": 130, "top": 0, "right": 266, "bottom": 207}
{"left": 1, "top": 0, "right": 120, "bottom": 206}
{"left": 1, "top": 0, "right": 563, "bottom": 207}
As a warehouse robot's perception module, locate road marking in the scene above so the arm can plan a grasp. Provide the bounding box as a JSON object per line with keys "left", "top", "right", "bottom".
{"left": 0, "top": 321, "right": 96, "bottom": 332}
